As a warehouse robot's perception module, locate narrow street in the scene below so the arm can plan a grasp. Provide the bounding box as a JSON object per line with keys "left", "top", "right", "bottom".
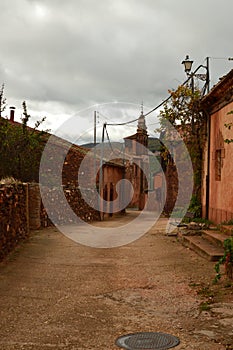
{"left": 0, "top": 212, "right": 232, "bottom": 350}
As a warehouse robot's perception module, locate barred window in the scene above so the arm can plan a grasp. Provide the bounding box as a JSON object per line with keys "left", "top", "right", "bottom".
{"left": 215, "top": 149, "right": 222, "bottom": 181}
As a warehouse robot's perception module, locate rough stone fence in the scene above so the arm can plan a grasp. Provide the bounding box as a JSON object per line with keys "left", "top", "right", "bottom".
{"left": 0, "top": 183, "right": 29, "bottom": 260}
{"left": 0, "top": 183, "right": 100, "bottom": 260}
{"left": 40, "top": 185, "right": 101, "bottom": 224}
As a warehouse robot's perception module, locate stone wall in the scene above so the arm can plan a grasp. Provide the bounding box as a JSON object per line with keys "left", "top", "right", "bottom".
{"left": 0, "top": 182, "right": 101, "bottom": 260}
{"left": 64, "top": 186, "right": 100, "bottom": 222}
{"left": 29, "top": 183, "right": 41, "bottom": 229}
{"left": 0, "top": 184, "right": 29, "bottom": 260}
{"left": 36, "top": 185, "right": 101, "bottom": 225}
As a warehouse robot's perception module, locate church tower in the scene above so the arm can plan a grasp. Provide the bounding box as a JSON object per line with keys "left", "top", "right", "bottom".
{"left": 136, "top": 103, "right": 148, "bottom": 152}
{"left": 123, "top": 103, "right": 149, "bottom": 210}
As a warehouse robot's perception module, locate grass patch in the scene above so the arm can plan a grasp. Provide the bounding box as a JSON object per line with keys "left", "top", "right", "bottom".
{"left": 197, "top": 286, "right": 214, "bottom": 298}
{"left": 199, "top": 302, "right": 211, "bottom": 311}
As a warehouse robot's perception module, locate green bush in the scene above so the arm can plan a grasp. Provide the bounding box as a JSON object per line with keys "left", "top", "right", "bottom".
{"left": 214, "top": 237, "right": 233, "bottom": 282}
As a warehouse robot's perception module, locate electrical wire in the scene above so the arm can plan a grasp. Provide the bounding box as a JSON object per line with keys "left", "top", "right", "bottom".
{"left": 100, "top": 64, "right": 207, "bottom": 130}
{"left": 105, "top": 125, "right": 125, "bottom": 158}
{"left": 97, "top": 59, "right": 214, "bottom": 151}
{"left": 209, "top": 57, "right": 233, "bottom": 60}
{"left": 105, "top": 125, "right": 114, "bottom": 152}
{"left": 106, "top": 72, "right": 194, "bottom": 125}
{"left": 97, "top": 111, "right": 113, "bottom": 122}
{"left": 99, "top": 111, "right": 139, "bottom": 126}
{"left": 98, "top": 92, "right": 173, "bottom": 126}
{"left": 143, "top": 95, "right": 172, "bottom": 117}
{"left": 107, "top": 116, "right": 139, "bottom": 126}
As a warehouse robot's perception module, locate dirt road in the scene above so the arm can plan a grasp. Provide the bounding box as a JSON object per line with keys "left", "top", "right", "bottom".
{"left": 0, "top": 213, "right": 232, "bottom": 349}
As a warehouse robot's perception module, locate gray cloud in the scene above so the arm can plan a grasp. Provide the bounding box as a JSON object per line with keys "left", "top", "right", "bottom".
{"left": 1, "top": 0, "right": 233, "bottom": 142}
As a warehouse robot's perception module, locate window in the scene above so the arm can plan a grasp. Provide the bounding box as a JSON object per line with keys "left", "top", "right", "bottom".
{"left": 215, "top": 149, "right": 222, "bottom": 181}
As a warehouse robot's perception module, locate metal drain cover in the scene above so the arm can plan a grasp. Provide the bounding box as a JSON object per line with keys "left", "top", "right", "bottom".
{"left": 115, "top": 332, "right": 180, "bottom": 350}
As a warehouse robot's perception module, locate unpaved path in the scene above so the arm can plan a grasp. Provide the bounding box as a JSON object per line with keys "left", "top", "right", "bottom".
{"left": 0, "top": 213, "right": 232, "bottom": 349}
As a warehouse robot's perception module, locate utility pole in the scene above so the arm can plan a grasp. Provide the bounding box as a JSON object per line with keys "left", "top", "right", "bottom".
{"left": 206, "top": 56, "right": 210, "bottom": 93}
{"left": 99, "top": 123, "right": 106, "bottom": 220}
{"left": 94, "top": 111, "right": 97, "bottom": 145}
{"left": 93, "top": 111, "right": 97, "bottom": 202}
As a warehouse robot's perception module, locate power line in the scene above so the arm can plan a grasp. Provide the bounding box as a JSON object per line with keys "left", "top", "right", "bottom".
{"left": 105, "top": 125, "right": 114, "bottom": 152}
{"left": 144, "top": 71, "right": 198, "bottom": 117}
{"left": 97, "top": 111, "right": 112, "bottom": 122}
{"left": 143, "top": 95, "right": 172, "bottom": 117}
{"left": 100, "top": 56, "right": 228, "bottom": 129}
{"left": 105, "top": 124, "right": 125, "bottom": 157}
{"left": 107, "top": 116, "right": 139, "bottom": 126}
{"left": 98, "top": 68, "right": 199, "bottom": 130}
{"left": 99, "top": 89, "right": 176, "bottom": 127}
{"left": 99, "top": 110, "right": 139, "bottom": 126}
{"left": 210, "top": 56, "right": 233, "bottom": 60}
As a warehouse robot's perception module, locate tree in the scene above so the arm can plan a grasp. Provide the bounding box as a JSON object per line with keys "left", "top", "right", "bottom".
{"left": 0, "top": 83, "right": 7, "bottom": 118}
{"left": 0, "top": 100, "right": 47, "bottom": 182}
{"left": 158, "top": 85, "right": 206, "bottom": 214}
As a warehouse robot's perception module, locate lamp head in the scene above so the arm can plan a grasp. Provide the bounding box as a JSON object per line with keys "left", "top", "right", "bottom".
{"left": 182, "top": 55, "right": 193, "bottom": 73}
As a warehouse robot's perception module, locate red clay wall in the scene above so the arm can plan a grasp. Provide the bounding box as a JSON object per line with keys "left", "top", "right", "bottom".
{"left": 208, "top": 102, "right": 233, "bottom": 223}
{"left": 101, "top": 164, "right": 125, "bottom": 218}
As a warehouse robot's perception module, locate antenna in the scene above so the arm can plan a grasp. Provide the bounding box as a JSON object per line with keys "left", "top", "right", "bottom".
{"left": 141, "top": 100, "right": 144, "bottom": 115}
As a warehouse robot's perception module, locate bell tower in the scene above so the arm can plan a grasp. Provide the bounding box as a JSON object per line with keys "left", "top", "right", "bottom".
{"left": 136, "top": 102, "right": 148, "bottom": 150}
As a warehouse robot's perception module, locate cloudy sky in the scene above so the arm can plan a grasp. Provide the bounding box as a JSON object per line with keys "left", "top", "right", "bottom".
{"left": 1, "top": 0, "right": 233, "bottom": 144}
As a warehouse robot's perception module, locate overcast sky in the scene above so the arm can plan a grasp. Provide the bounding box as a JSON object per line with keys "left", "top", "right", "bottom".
{"left": 1, "top": 0, "right": 233, "bottom": 144}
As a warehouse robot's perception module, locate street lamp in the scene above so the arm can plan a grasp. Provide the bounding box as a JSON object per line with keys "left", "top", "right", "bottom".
{"left": 181, "top": 55, "right": 210, "bottom": 95}
{"left": 181, "top": 55, "right": 193, "bottom": 74}
{"left": 181, "top": 55, "right": 211, "bottom": 219}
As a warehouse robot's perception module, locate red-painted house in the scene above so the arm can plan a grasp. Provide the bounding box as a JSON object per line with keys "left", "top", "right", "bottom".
{"left": 201, "top": 69, "right": 233, "bottom": 223}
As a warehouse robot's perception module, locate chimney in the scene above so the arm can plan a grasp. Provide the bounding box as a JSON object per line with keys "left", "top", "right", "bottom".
{"left": 9, "top": 106, "right": 15, "bottom": 122}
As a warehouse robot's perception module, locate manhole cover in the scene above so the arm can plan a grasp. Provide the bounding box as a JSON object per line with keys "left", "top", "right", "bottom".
{"left": 115, "top": 332, "right": 180, "bottom": 350}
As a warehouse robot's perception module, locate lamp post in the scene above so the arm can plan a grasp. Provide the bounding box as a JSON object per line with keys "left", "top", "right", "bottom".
{"left": 182, "top": 55, "right": 193, "bottom": 74}
{"left": 181, "top": 55, "right": 210, "bottom": 95}
{"left": 182, "top": 55, "right": 211, "bottom": 219}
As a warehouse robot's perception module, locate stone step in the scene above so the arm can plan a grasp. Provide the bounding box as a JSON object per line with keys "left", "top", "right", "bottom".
{"left": 180, "top": 234, "right": 224, "bottom": 261}
{"left": 202, "top": 230, "right": 230, "bottom": 247}
{"left": 219, "top": 225, "right": 233, "bottom": 236}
